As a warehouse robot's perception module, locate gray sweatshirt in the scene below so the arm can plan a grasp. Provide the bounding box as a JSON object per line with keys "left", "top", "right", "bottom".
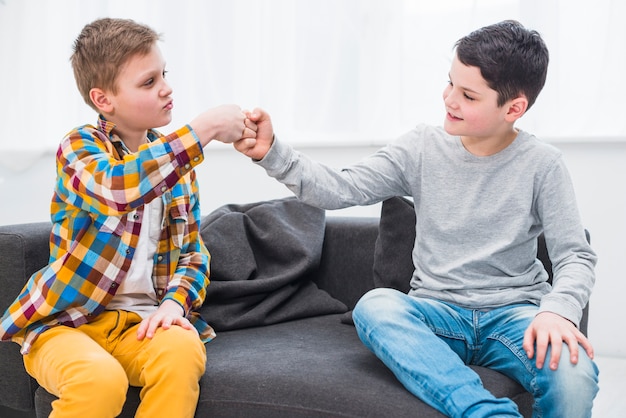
{"left": 256, "top": 124, "right": 596, "bottom": 326}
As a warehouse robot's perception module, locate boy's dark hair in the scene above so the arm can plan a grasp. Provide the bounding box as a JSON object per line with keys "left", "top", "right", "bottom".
{"left": 455, "top": 20, "right": 549, "bottom": 110}
{"left": 71, "top": 18, "right": 160, "bottom": 112}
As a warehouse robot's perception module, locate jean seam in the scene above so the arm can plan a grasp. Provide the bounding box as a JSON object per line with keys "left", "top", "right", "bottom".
{"left": 489, "top": 333, "right": 535, "bottom": 374}
{"left": 413, "top": 309, "right": 466, "bottom": 341}
{"left": 489, "top": 333, "right": 543, "bottom": 417}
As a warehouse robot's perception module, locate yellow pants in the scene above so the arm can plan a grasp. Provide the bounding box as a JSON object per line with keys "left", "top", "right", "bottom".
{"left": 23, "top": 310, "right": 206, "bottom": 418}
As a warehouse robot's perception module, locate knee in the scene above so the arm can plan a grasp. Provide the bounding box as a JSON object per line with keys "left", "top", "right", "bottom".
{"left": 98, "top": 363, "right": 128, "bottom": 407}
{"left": 534, "top": 347, "right": 599, "bottom": 416}
{"left": 64, "top": 355, "right": 128, "bottom": 409}
{"left": 555, "top": 347, "right": 598, "bottom": 390}
{"left": 557, "top": 351, "right": 599, "bottom": 396}
{"left": 353, "top": 288, "right": 406, "bottom": 328}
{"left": 151, "top": 327, "right": 206, "bottom": 376}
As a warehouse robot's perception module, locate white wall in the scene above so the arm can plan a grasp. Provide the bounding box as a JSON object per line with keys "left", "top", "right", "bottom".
{"left": 554, "top": 140, "right": 626, "bottom": 359}
{"left": 1, "top": 140, "right": 624, "bottom": 358}
{"left": 2, "top": 0, "right": 626, "bottom": 153}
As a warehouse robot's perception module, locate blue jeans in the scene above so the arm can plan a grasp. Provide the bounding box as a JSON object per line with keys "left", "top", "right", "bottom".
{"left": 352, "top": 288, "right": 599, "bottom": 417}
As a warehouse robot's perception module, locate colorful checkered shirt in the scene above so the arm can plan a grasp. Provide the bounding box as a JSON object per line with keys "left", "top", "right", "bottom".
{"left": 0, "top": 116, "right": 215, "bottom": 354}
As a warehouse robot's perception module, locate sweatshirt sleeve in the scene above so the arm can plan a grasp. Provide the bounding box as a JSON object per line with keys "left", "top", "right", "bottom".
{"left": 255, "top": 134, "right": 416, "bottom": 209}
{"left": 535, "top": 156, "right": 597, "bottom": 326}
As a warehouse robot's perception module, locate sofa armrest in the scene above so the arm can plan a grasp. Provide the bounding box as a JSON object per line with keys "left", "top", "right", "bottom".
{"left": 0, "top": 222, "right": 52, "bottom": 309}
{"left": 0, "top": 222, "right": 51, "bottom": 412}
{"left": 314, "top": 216, "right": 379, "bottom": 310}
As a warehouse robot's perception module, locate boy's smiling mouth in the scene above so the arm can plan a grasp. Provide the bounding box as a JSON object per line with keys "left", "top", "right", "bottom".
{"left": 446, "top": 111, "right": 463, "bottom": 121}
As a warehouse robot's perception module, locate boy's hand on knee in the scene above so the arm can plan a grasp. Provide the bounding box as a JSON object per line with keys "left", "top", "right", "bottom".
{"left": 522, "top": 312, "right": 594, "bottom": 371}
{"left": 137, "top": 299, "right": 194, "bottom": 340}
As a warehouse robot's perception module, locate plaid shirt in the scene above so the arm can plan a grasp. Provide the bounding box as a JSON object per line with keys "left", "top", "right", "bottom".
{"left": 0, "top": 116, "right": 215, "bottom": 354}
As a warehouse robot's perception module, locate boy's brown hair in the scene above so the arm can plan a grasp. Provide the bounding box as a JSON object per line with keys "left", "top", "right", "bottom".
{"left": 71, "top": 18, "right": 160, "bottom": 111}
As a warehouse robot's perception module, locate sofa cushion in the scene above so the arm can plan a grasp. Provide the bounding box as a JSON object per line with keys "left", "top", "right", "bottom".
{"left": 199, "top": 197, "right": 347, "bottom": 331}
{"left": 33, "top": 314, "right": 532, "bottom": 418}
{"left": 372, "top": 196, "right": 415, "bottom": 293}
{"left": 198, "top": 314, "right": 532, "bottom": 417}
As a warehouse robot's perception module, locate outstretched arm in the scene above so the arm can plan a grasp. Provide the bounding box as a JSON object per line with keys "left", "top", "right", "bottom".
{"left": 233, "top": 108, "right": 274, "bottom": 160}
{"left": 189, "top": 104, "right": 257, "bottom": 147}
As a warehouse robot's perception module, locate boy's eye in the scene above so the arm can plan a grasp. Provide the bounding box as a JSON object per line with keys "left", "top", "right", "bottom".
{"left": 144, "top": 78, "right": 154, "bottom": 86}
{"left": 447, "top": 79, "right": 475, "bottom": 101}
{"left": 162, "top": 70, "right": 168, "bottom": 78}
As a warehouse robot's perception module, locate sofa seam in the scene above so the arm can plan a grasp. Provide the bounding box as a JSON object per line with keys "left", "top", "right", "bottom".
{"left": 200, "top": 399, "right": 360, "bottom": 417}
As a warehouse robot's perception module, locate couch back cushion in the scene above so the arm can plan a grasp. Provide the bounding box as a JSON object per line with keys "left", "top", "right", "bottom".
{"left": 372, "top": 197, "right": 415, "bottom": 293}
{"left": 315, "top": 216, "right": 380, "bottom": 310}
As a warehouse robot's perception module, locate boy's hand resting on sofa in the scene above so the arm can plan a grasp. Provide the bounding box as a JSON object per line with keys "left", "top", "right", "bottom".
{"left": 234, "top": 108, "right": 274, "bottom": 160}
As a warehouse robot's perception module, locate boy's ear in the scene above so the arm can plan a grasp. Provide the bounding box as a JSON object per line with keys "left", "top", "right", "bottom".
{"left": 505, "top": 96, "right": 528, "bottom": 122}
{"left": 89, "top": 88, "right": 113, "bottom": 114}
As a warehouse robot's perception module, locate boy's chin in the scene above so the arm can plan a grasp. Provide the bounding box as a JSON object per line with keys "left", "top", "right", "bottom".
{"left": 443, "top": 121, "right": 459, "bottom": 136}
{"left": 443, "top": 119, "right": 470, "bottom": 138}
{"left": 154, "top": 115, "right": 173, "bottom": 129}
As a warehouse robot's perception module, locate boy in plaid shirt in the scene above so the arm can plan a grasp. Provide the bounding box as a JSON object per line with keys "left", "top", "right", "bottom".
{"left": 0, "top": 18, "right": 256, "bottom": 417}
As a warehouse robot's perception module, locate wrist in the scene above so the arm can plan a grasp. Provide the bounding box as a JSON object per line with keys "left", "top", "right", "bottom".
{"left": 162, "top": 298, "right": 186, "bottom": 316}
{"left": 188, "top": 122, "right": 214, "bottom": 147}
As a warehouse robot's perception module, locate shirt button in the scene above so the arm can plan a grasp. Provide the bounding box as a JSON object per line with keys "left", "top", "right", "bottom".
{"left": 126, "top": 249, "right": 131, "bottom": 255}
{"left": 184, "top": 163, "right": 191, "bottom": 170}
{"left": 110, "top": 283, "right": 118, "bottom": 289}
{"left": 157, "top": 255, "right": 163, "bottom": 261}
{"left": 161, "top": 185, "right": 168, "bottom": 193}
{"left": 193, "top": 157, "right": 200, "bottom": 162}
{"left": 133, "top": 214, "right": 139, "bottom": 220}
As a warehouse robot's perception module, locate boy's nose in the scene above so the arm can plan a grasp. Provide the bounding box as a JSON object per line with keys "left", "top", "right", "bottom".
{"left": 443, "top": 92, "right": 457, "bottom": 109}
{"left": 161, "top": 81, "right": 173, "bottom": 96}
{"left": 442, "top": 85, "right": 453, "bottom": 106}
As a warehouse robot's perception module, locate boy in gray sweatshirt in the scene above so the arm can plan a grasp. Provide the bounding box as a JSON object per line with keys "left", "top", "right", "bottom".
{"left": 235, "top": 20, "right": 598, "bottom": 417}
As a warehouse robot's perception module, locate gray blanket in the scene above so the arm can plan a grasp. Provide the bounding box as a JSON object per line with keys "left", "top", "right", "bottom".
{"left": 199, "top": 198, "right": 347, "bottom": 331}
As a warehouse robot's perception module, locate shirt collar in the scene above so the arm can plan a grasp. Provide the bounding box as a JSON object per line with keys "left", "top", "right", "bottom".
{"left": 97, "top": 114, "right": 162, "bottom": 145}
{"left": 97, "top": 114, "right": 118, "bottom": 141}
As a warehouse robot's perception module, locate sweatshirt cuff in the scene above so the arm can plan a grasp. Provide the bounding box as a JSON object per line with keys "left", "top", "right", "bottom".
{"left": 254, "top": 135, "right": 291, "bottom": 176}
{"left": 538, "top": 296, "right": 582, "bottom": 328}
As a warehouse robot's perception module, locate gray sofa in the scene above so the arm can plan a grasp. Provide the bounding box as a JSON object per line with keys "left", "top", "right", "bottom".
{"left": 0, "top": 197, "right": 588, "bottom": 417}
